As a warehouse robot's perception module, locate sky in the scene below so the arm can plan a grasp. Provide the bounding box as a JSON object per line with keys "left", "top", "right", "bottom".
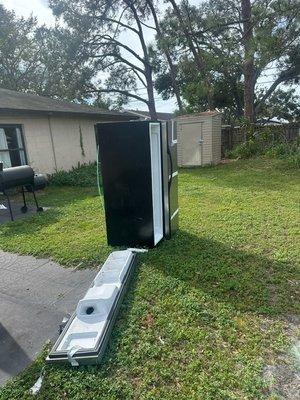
{"left": 2, "top": 0, "right": 55, "bottom": 25}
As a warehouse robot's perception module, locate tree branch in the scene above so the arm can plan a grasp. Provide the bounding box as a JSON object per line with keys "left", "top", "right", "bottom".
{"left": 98, "top": 34, "right": 146, "bottom": 64}
{"left": 124, "top": 0, "right": 149, "bottom": 61}
{"left": 255, "top": 68, "right": 299, "bottom": 114}
{"left": 140, "top": 20, "right": 156, "bottom": 30}
{"left": 146, "top": 0, "right": 183, "bottom": 110}
{"left": 194, "top": 19, "right": 249, "bottom": 35}
{"left": 92, "top": 52, "right": 145, "bottom": 75}
{"left": 167, "top": 0, "right": 205, "bottom": 71}
{"left": 88, "top": 88, "right": 149, "bottom": 104}
{"left": 95, "top": 15, "right": 139, "bottom": 35}
{"left": 130, "top": 68, "right": 147, "bottom": 88}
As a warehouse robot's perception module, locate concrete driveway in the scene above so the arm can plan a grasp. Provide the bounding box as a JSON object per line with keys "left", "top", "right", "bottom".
{"left": 0, "top": 250, "right": 97, "bottom": 385}
{"left": 0, "top": 201, "right": 46, "bottom": 224}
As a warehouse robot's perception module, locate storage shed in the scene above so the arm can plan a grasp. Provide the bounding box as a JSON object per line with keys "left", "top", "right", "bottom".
{"left": 175, "top": 111, "right": 222, "bottom": 167}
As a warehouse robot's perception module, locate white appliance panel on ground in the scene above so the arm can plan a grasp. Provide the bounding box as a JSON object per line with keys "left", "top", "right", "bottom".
{"left": 47, "top": 250, "right": 137, "bottom": 365}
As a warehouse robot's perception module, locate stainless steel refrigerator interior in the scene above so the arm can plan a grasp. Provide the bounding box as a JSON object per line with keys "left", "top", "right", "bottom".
{"left": 96, "top": 120, "right": 178, "bottom": 247}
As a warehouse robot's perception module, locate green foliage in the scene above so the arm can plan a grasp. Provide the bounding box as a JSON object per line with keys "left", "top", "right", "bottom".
{"left": 49, "top": 163, "right": 98, "bottom": 187}
{"left": 265, "top": 139, "right": 300, "bottom": 168}
{"left": 155, "top": 0, "right": 299, "bottom": 123}
{"left": 0, "top": 4, "right": 108, "bottom": 105}
{"left": 1, "top": 1, "right": 299, "bottom": 120}
{"left": 228, "top": 135, "right": 300, "bottom": 168}
{"left": 49, "top": 0, "right": 155, "bottom": 110}
{"left": 258, "top": 88, "right": 300, "bottom": 122}
{"left": 0, "top": 5, "right": 40, "bottom": 92}
{"left": 0, "top": 158, "right": 299, "bottom": 399}
{"left": 228, "top": 140, "right": 261, "bottom": 159}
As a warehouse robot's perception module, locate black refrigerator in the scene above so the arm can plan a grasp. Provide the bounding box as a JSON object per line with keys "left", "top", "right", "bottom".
{"left": 96, "top": 120, "right": 178, "bottom": 248}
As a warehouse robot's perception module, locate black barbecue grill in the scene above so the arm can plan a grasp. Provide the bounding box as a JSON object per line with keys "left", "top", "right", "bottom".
{"left": 0, "top": 162, "right": 47, "bottom": 221}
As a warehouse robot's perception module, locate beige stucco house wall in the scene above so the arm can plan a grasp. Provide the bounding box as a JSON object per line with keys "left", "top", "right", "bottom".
{"left": 0, "top": 114, "right": 105, "bottom": 174}
{"left": 0, "top": 88, "right": 135, "bottom": 174}
{"left": 175, "top": 111, "right": 222, "bottom": 167}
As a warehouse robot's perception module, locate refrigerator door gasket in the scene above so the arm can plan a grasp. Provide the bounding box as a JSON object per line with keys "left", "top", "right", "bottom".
{"left": 149, "top": 122, "right": 164, "bottom": 246}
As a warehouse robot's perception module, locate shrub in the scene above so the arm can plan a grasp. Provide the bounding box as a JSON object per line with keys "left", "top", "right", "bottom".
{"left": 265, "top": 142, "right": 288, "bottom": 158}
{"left": 265, "top": 139, "right": 300, "bottom": 168}
{"left": 227, "top": 139, "right": 261, "bottom": 159}
{"left": 49, "top": 162, "right": 100, "bottom": 187}
{"left": 288, "top": 152, "right": 300, "bottom": 168}
{"left": 227, "top": 136, "right": 300, "bottom": 168}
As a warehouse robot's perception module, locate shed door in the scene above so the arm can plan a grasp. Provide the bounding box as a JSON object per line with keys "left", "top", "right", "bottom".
{"left": 178, "top": 121, "right": 203, "bottom": 166}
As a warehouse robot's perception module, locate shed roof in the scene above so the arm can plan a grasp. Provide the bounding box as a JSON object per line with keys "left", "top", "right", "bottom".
{"left": 176, "top": 111, "right": 221, "bottom": 119}
{"left": 125, "top": 109, "right": 174, "bottom": 121}
{"left": 0, "top": 88, "right": 136, "bottom": 120}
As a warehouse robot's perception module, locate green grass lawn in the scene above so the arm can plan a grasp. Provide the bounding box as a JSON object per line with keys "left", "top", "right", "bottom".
{"left": 0, "top": 158, "right": 299, "bottom": 399}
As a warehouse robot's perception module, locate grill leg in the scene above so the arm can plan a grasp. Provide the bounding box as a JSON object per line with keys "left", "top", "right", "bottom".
{"left": 31, "top": 189, "right": 43, "bottom": 212}
{"left": 21, "top": 186, "right": 28, "bottom": 213}
{"left": 4, "top": 191, "right": 14, "bottom": 221}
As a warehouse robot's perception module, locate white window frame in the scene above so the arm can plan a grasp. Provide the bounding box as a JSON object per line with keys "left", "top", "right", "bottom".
{"left": 0, "top": 125, "right": 27, "bottom": 167}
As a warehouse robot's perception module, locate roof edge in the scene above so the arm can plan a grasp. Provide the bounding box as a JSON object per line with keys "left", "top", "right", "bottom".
{"left": 175, "top": 111, "right": 221, "bottom": 119}
{"left": 0, "top": 108, "right": 138, "bottom": 120}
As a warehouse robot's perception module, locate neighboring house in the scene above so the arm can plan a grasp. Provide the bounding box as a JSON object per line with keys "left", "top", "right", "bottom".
{"left": 125, "top": 109, "right": 174, "bottom": 121}
{"left": 0, "top": 88, "right": 136, "bottom": 174}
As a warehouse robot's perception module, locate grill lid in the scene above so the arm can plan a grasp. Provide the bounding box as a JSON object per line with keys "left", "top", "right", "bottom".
{"left": 0, "top": 165, "right": 34, "bottom": 191}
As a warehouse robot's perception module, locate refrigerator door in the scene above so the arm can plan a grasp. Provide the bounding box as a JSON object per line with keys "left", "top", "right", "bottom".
{"left": 97, "top": 121, "right": 163, "bottom": 248}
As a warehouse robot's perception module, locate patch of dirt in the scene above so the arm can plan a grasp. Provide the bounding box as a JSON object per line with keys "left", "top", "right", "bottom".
{"left": 219, "top": 158, "right": 237, "bottom": 164}
{"left": 141, "top": 313, "right": 155, "bottom": 329}
{"left": 263, "top": 315, "right": 300, "bottom": 399}
{"left": 263, "top": 363, "right": 300, "bottom": 399}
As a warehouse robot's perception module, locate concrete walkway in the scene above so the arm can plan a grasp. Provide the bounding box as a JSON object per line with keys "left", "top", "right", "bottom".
{"left": 0, "top": 251, "right": 96, "bottom": 385}
{"left": 0, "top": 201, "right": 46, "bottom": 224}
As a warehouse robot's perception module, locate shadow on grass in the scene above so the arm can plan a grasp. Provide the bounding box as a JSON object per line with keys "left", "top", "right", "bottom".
{"left": 37, "top": 229, "right": 297, "bottom": 384}
{"left": 143, "top": 230, "right": 297, "bottom": 316}
{"left": 1, "top": 186, "right": 98, "bottom": 210}
{"left": 65, "top": 228, "right": 296, "bottom": 379}
{"left": 0, "top": 188, "right": 99, "bottom": 239}
{"left": 0, "top": 209, "right": 62, "bottom": 238}
{"left": 5, "top": 230, "right": 296, "bottom": 398}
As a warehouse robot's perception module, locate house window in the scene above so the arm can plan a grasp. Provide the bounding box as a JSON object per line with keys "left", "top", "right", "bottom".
{"left": 0, "top": 125, "right": 27, "bottom": 168}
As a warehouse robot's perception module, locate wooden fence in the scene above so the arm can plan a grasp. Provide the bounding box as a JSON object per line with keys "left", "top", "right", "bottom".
{"left": 221, "top": 122, "right": 300, "bottom": 157}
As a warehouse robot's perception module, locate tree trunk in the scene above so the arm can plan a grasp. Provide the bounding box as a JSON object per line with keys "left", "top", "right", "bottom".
{"left": 147, "top": 0, "right": 183, "bottom": 111}
{"left": 232, "top": 83, "right": 243, "bottom": 118}
{"left": 241, "top": 0, "right": 255, "bottom": 122}
{"left": 145, "top": 64, "right": 158, "bottom": 120}
{"left": 164, "top": 52, "right": 184, "bottom": 112}
{"left": 168, "top": 0, "right": 213, "bottom": 110}
{"left": 124, "top": 0, "right": 157, "bottom": 120}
